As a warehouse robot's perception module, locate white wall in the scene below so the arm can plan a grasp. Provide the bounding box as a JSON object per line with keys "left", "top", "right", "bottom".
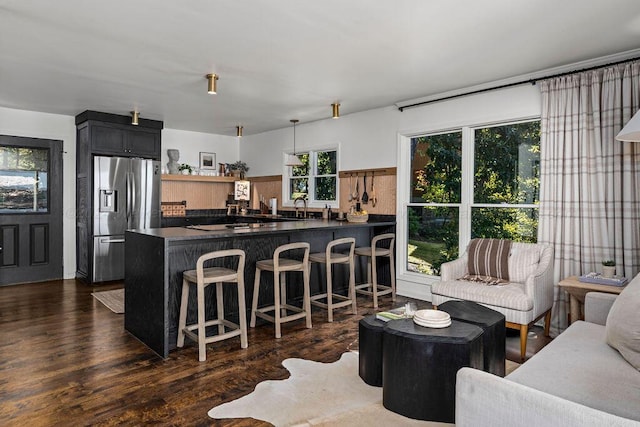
{"left": 0, "top": 108, "right": 240, "bottom": 281}
{"left": 240, "top": 84, "right": 543, "bottom": 300}
{"left": 0, "top": 107, "right": 77, "bottom": 279}
{"left": 161, "top": 129, "right": 238, "bottom": 172}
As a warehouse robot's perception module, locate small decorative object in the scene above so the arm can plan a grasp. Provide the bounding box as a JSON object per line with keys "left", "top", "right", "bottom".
{"left": 230, "top": 161, "right": 249, "bottom": 179}
{"left": 602, "top": 260, "right": 616, "bottom": 278}
{"left": 178, "top": 163, "right": 193, "bottom": 175}
{"left": 346, "top": 209, "right": 368, "bottom": 223}
{"left": 199, "top": 152, "right": 216, "bottom": 170}
{"left": 167, "top": 149, "right": 180, "bottom": 174}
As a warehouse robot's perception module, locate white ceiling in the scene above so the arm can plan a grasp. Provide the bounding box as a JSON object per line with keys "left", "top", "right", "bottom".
{"left": 2, "top": 0, "right": 640, "bottom": 136}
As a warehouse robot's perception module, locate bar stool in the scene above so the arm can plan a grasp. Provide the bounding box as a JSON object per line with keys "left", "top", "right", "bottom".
{"left": 250, "top": 242, "right": 312, "bottom": 338}
{"left": 309, "top": 237, "right": 357, "bottom": 322}
{"left": 355, "top": 233, "right": 396, "bottom": 309}
{"left": 177, "top": 249, "right": 248, "bottom": 361}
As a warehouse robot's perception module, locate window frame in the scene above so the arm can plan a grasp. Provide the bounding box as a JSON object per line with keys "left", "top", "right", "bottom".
{"left": 397, "top": 118, "right": 540, "bottom": 285}
{"left": 282, "top": 145, "right": 340, "bottom": 209}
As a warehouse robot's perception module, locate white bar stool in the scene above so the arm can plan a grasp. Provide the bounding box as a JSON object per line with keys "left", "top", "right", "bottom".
{"left": 250, "top": 242, "right": 312, "bottom": 338}
{"left": 309, "top": 237, "right": 357, "bottom": 322}
{"left": 177, "top": 249, "right": 248, "bottom": 361}
{"left": 355, "top": 233, "right": 396, "bottom": 308}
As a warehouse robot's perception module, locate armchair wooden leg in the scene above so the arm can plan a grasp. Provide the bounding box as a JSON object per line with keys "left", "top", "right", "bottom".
{"left": 543, "top": 310, "right": 552, "bottom": 337}
{"left": 519, "top": 324, "right": 528, "bottom": 361}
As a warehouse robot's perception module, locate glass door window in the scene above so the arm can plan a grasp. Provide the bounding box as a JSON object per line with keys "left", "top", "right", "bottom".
{"left": 0, "top": 146, "right": 49, "bottom": 213}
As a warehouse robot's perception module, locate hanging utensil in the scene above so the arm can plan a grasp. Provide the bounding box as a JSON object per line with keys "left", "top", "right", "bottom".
{"left": 348, "top": 174, "right": 353, "bottom": 202}
{"left": 371, "top": 171, "right": 377, "bottom": 207}
{"left": 362, "top": 172, "right": 369, "bottom": 204}
{"left": 354, "top": 173, "right": 359, "bottom": 201}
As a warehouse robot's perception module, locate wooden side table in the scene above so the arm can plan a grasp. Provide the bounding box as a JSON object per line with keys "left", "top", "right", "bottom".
{"left": 558, "top": 276, "right": 626, "bottom": 324}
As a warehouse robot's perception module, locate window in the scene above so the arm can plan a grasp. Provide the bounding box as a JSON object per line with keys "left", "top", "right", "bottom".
{"left": 0, "top": 146, "right": 49, "bottom": 213}
{"left": 284, "top": 148, "right": 338, "bottom": 208}
{"left": 406, "top": 120, "right": 540, "bottom": 276}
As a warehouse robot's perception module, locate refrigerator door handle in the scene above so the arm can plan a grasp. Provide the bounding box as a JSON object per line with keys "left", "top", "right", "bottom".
{"left": 126, "top": 172, "right": 132, "bottom": 227}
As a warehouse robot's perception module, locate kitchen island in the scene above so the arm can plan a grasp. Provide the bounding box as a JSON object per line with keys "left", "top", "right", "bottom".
{"left": 125, "top": 219, "right": 395, "bottom": 358}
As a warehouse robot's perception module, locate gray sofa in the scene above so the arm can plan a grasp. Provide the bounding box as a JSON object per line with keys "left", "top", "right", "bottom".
{"left": 456, "top": 274, "right": 640, "bottom": 426}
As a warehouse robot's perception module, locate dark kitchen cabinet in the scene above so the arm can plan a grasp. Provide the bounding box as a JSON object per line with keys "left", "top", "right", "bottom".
{"left": 75, "top": 110, "right": 163, "bottom": 282}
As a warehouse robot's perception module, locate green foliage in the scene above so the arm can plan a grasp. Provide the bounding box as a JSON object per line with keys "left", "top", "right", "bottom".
{"left": 408, "top": 121, "right": 540, "bottom": 275}
{"left": 602, "top": 260, "right": 616, "bottom": 266}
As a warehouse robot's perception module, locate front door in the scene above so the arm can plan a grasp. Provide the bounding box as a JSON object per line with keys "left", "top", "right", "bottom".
{"left": 0, "top": 135, "right": 63, "bottom": 285}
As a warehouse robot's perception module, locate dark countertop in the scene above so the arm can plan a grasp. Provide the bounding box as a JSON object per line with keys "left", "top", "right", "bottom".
{"left": 130, "top": 218, "right": 396, "bottom": 242}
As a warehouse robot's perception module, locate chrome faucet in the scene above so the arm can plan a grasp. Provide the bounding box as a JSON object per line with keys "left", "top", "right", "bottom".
{"left": 293, "top": 196, "right": 307, "bottom": 219}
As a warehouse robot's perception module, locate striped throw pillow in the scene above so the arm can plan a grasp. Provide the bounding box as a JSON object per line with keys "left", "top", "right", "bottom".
{"left": 462, "top": 238, "right": 512, "bottom": 285}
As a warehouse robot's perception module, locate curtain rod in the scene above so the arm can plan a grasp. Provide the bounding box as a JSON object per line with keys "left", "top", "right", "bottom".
{"left": 398, "top": 56, "right": 640, "bottom": 112}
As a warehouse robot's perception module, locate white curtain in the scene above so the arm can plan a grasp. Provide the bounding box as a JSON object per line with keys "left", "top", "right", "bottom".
{"left": 538, "top": 61, "right": 640, "bottom": 335}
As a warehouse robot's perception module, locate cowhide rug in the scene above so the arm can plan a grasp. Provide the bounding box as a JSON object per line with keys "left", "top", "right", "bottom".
{"left": 208, "top": 351, "right": 494, "bottom": 426}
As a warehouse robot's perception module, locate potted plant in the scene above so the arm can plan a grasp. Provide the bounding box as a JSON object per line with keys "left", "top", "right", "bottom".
{"left": 230, "top": 161, "right": 249, "bottom": 179}
{"left": 602, "top": 260, "right": 616, "bottom": 278}
{"left": 178, "top": 163, "right": 193, "bottom": 175}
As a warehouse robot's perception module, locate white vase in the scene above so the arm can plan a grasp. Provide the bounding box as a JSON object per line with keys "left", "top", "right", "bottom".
{"left": 602, "top": 265, "right": 615, "bottom": 278}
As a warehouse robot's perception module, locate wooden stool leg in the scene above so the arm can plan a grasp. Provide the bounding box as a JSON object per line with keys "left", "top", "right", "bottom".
{"left": 371, "top": 254, "right": 378, "bottom": 309}
{"left": 216, "top": 282, "right": 225, "bottom": 335}
{"left": 250, "top": 268, "right": 261, "bottom": 328}
{"left": 197, "top": 282, "right": 207, "bottom": 362}
{"left": 280, "top": 271, "right": 287, "bottom": 317}
{"left": 303, "top": 263, "right": 312, "bottom": 329}
{"left": 326, "top": 263, "right": 334, "bottom": 323}
{"left": 389, "top": 251, "right": 396, "bottom": 301}
{"left": 274, "top": 268, "right": 282, "bottom": 338}
{"left": 237, "top": 275, "right": 248, "bottom": 349}
{"left": 177, "top": 278, "right": 190, "bottom": 347}
{"left": 349, "top": 258, "right": 357, "bottom": 314}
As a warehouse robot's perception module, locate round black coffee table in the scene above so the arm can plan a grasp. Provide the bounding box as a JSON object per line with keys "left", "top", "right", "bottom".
{"left": 382, "top": 318, "right": 483, "bottom": 423}
{"left": 437, "top": 300, "right": 506, "bottom": 376}
{"left": 358, "top": 315, "right": 386, "bottom": 386}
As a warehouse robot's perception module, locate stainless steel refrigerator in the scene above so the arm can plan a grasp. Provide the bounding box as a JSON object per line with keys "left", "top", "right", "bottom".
{"left": 93, "top": 156, "right": 160, "bottom": 282}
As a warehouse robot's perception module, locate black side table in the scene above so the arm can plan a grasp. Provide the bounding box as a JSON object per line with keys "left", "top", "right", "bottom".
{"left": 382, "top": 318, "right": 483, "bottom": 423}
{"left": 358, "top": 314, "right": 386, "bottom": 386}
{"left": 437, "top": 300, "right": 506, "bottom": 376}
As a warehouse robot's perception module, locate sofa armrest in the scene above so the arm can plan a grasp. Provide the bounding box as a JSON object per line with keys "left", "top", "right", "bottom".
{"left": 584, "top": 292, "right": 618, "bottom": 326}
{"left": 456, "top": 368, "right": 637, "bottom": 427}
{"left": 440, "top": 254, "right": 467, "bottom": 281}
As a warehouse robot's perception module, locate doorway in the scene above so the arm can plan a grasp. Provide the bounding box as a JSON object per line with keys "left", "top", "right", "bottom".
{"left": 0, "top": 135, "right": 63, "bottom": 285}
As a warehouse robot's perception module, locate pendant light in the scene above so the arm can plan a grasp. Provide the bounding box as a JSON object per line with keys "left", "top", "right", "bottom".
{"left": 131, "top": 111, "right": 139, "bottom": 125}
{"left": 285, "top": 119, "right": 304, "bottom": 166}
{"left": 332, "top": 103, "right": 340, "bottom": 119}
{"left": 236, "top": 126, "right": 243, "bottom": 138}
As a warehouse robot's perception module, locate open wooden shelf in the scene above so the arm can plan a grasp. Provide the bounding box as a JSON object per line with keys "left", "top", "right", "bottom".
{"left": 161, "top": 174, "right": 237, "bottom": 183}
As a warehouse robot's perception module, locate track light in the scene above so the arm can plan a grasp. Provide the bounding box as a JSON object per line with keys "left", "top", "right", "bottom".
{"left": 206, "top": 73, "right": 219, "bottom": 94}
{"left": 332, "top": 103, "right": 340, "bottom": 119}
{"left": 236, "top": 126, "right": 243, "bottom": 138}
{"left": 131, "top": 111, "right": 139, "bottom": 125}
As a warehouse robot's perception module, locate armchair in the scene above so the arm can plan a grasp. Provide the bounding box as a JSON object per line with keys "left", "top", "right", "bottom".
{"left": 431, "top": 240, "right": 554, "bottom": 360}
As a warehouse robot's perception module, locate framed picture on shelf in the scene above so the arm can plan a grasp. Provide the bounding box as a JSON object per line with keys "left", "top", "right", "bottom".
{"left": 199, "top": 152, "right": 216, "bottom": 170}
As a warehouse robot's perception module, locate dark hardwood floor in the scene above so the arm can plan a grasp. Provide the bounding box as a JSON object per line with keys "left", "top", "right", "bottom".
{"left": 0, "top": 279, "right": 551, "bottom": 426}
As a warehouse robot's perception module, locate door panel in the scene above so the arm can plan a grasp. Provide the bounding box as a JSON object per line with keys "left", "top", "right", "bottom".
{"left": 0, "top": 135, "right": 63, "bottom": 286}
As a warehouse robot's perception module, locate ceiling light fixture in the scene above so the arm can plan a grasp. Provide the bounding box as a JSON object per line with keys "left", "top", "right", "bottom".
{"left": 236, "top": 126, "right": 243, "bottom": 138}
{"left": 332, "top": 103, "right": 340, "bottom": 119}
{"left": 131, "top": 111, "right": 139, "bottom": 125}
{"left": 616, "top": 110, "right": 640, "bottom": 141}
{"left": 206, "top": 73, "right": 219, "bottom": 94}
{"left": 285, "top": 119, "right": 304, "bottom": 166}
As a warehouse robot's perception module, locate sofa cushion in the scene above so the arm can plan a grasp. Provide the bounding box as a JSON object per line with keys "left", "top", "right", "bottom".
{"left": 606, "top": 273, "right": 640, "bottom": 371}
{"left": 508, "top": 244, "right": 541, "bottom": 283}
{"left": 463, "top": 238, "right": 511, "bottom": 284}
{"left": 508, "top": 321, "right": 640, "bottom": 421}
{"left": 431, "top": 279, "right": 533, "bottom": 311}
